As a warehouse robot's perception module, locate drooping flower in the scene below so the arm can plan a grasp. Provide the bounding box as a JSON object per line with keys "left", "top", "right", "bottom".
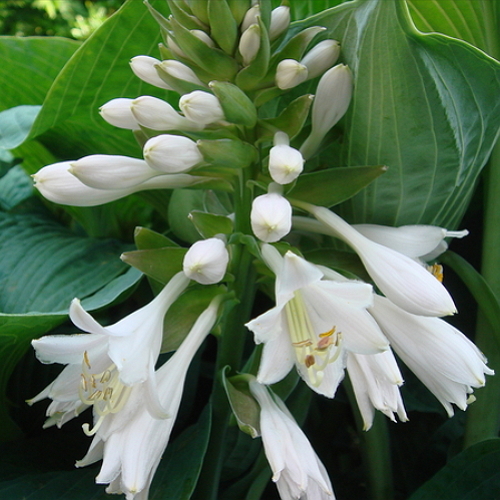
{"left": 369, "top": 295, "right": 494, "bottom": 417}
{"left": 75, "top": 296, "right": 221, "bottom": 500}
{"left": 250, "top": 190, "right": 292, "bottom": 243}
{"left": 246, "top": 245, "right": 388, "bottom": 397}
{"left": 183, "top": 237, "right": 229, "bottom": 284}
{"left": 249, "top": 379, "right": 335, "bottom": 500}
{"left": 346, "top": 350, "right": 407, "bottom": 430}
{"left": 300, "top": 205, "right": 457, "bottom": 316}
{"left": 29, "top": 272, "right": 190, "bottom": 430}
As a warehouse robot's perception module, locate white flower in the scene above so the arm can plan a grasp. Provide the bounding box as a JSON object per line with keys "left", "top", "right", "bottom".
{"left": 179, "top": 90, "right": 225, "bottom": 125}
{"left": 29, "top": 272, "right": 190, "bottom": 430}
{"left": 275, "top": 59, "right": 308, "bottom": 90}
{"left": 75, "top": 297, "right": 221, "bottom": 500}
{"left": 346, "top": 350, "right": 407, "bottom": 430}
{"left": 158, "top": 60, "right": 204, "bottom": 86}
{"left": 100, "top": 98, "right": 139, "bottom": 130}
{"left": 300, "top": 40, "right": 341, "bottom": 79}
{"left": 143, "top": 134, "right": 203, "bottom": 173}
{"left": 246, "top": 245, "right": 388, "bottom": 397}
{"left": 33, "top": 161, "right": 207, "bottom": 206}
{"left": 249, "top": 380, "right": 335, "bottom": 500}
{"left": 251, "top": 192, "right": 292, "bottom": 243}
{"left": 369, "top": 295, "right": 494, "bottom": 417}
{"left": 69, "top": 155, "right": 162, "bottom": 189}
{"left": 183, "top": 238, "right": 229, "bottom": 284}
{"left": 131, "top": 96, "right": 203, "bottom": 131}
{"left": 191, "top": 29, "right": 215, "bottom": 47}
{"left": 300, "top": 64, "right": 353, "bottom": 159}
{"left": 130, "top": 56, "right": 172, "bottom": 90}
{"left": 308, "top": 206, "right": 457, "bottom": 316}
{"left": 241, "top": 4, "right": 260, "bottom": 32}
{"left": 269, "top": 6, "right": 290, "bottom": 40}
{"left": 269, "top": 131, "right": 304, "bottom": 184}
{"left": 239, "top": 23, "right": 261, "bottom": 66}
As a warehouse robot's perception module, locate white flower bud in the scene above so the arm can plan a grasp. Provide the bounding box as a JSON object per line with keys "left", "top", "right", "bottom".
{"left": 183, "top": 238, "right": 229, "bottom": 284}
{"left": 300, "top": 64, "right": 353, "bottom": 159}
{"left": 275, "top": 59, "right": 308, "bottom": 90}
{"left": 269, "top": 132, "right": 304, "bottom": 184}
{"left": 131, "top": 96, "right": 203, "bottom": 131}
{"left": 158, "top": 60, "right": 204, "bottom": 86}
{"left": 143, "top": 134, "right": 203, "bottom": 173}
{"left": 269, "top": 6, "right": 290, "bottom": 40}
{"left": 241, "top": 4, "right": 260, "bottom": 32}
{"left": 167, "top": 36, "right": 187, "bottom": 59}
{"left": 239, "top": 24, "right": 261, "bottom": 66}
{"left": 251, "top": 192, "right": 292, "bottom": 243}
{"left": 300, "top": 39, "right": 341, "bottom": 79}
{"left": 191, "top": 29, "right": 215, "bottom": 47}
{"left": 179, "top": 91, "right": 225, "bottom": 125}
{"left": 99, "top": 98, "right": 138, "bottom": 130}
{"left": 69, "top": 155, "right": 161, "bottom": 189}
{"left": 130, "top": 56, "right": 172, "bottom": 89}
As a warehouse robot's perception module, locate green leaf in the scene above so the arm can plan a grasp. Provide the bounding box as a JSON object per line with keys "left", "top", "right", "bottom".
{"left": 189, "top": 211, "right": 234, "bottom": 238}
{"left": 210, "top": 81, "right": 258, "bottom": 127}
{"left": 134, "top": 226, "right": 178, "bottom": 249}
{"left": 288, "top": 165, "right": 388, "bottom": 207}
{"left": 0, "top": 166, "right": 34, "bottom": 211}
{"left": 0, "top": 105, "right": 41, "bottom": 150}
{"left": 168, "top": 189, "right": 204, "bottom": 243}
{"left": 297, "top": 0, "right": 500, "bottom": 227}
{"left": 408, "top": 438, "right": 500, "bottom": 500}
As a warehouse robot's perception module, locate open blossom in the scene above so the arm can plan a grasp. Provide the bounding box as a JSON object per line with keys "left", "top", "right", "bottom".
{"left": 29, "top": 272, "right": 190, "bottom": 430}
{"left": 347, "top": 350, "right": 407, "bottom": 430}
{"left": 369, "top": 295, "right": 494, "bottom": 416}
{"left": 246, "top": 245, "right": 388, "bottom": 397}
{"left": 183, "top": 237, "right": 229, "bottom": 284}
{"left": 75, "top": 297, "right": 221, "bottom": 500}
{"left": 249, "top": 380, "right": 335, "bottom": 500}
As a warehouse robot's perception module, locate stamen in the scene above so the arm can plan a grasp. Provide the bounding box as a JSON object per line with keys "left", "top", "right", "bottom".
{"left": 428, "top": 264, "right": 444, "bottom": 282}
{"left": 83, "top": 351, "right": 91, "bottom": 369}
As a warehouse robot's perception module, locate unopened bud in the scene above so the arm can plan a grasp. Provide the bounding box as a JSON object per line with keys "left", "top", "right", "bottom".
{"left": 251, "top": 191, "right": 292, "bottom": 243}
{"left": 239, "top": 24, "right": 261, "bottom": 66}
{"left": 269, "top": 132, "right": 304, "bottom": 185}
{"left": 183, "top": 237, "right": 229, "bottom": 284}
{"left": 300, "top": 39, "right": 341, "bottom": 79}
{"left": 269, "top": 6, "right": 290, "bottom": 40}
{"left": 158, "top": 60, "right": 204, "bottom": 86}
{"left": 143, "top": 134, "right": 203, "bottom": 173}
{"left": 99, "top": 98, "right": 138, "bottom": 130}
{"left": 241, "top": 4, "right": 260, "bottom": 32}
{"left": 191, "top": 29, "right": 215, "bottom": 47}
{"left": 275, "top": 59, "right": 308, "bottom": 90}
{"left": 131, "top": 96, "right": 203, "bottom": 131}
{"left": 179, "top": 90, "right": 225, "bottom": 125}
{"left": 130, "top": 56, "right": 172, "bottom": 89}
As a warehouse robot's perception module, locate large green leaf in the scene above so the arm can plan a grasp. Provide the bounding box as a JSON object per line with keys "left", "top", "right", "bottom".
{"left": 408, "top": 438, "right": 500, "bottom": 500}
{"left": 294, "top": 0, "right": 500, "bottom": 227}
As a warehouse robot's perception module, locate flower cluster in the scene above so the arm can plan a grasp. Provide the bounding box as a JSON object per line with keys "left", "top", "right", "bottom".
{"left": 28, "top": 2, "right": 493, "bottom": 500}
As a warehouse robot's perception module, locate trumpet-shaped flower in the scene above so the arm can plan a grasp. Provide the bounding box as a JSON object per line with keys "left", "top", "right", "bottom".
{"left": 130, "top": 56, "right": 172, "bottom": 90}
{"left": 246, "top": 245, "right": 389, "bottom": 397}
{"left": 346, "top": 350, "right": 407, "bottom": 430}
{"left": 183, "top": 237, "right": 229, "bottom": 284}
{"left": 249, "top": 380, "right": 335, "bottom": 500}
{"left": 369, "top": 295, "right": 494, "bottom": 416}
{"left": 100, "top": 98, "right": 139, "bottom": 130}
{"left": 33, "top": 161, "right": 209, "bottom": 206}
{"left": 307, "top": 206, "right": 457, "bottom": 316}
{"left": 75, "top": 297, "right": 221, "bottom": 500}
{"left": 29, "top": 273, "right": 190, "bottom": 430}
{"left": 250, "top": 192, "right": 292, "bottom": 243}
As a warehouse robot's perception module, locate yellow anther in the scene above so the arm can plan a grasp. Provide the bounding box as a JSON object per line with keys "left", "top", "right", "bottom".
{"left": 83, "top": 351, "right": 91, "bottom": 369}
{"left": 428, "top": 263, "right": 444, "bottom": 282}
{"left": 319, "top": 326, "right": 336, "bottom": 338}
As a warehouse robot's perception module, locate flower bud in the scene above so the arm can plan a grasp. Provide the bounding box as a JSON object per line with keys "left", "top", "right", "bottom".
{"left": 191, "top": 29, "right": 215, "bottom": 47}
{"left": 99, "top": 98, "right": 139, "bottom": 130}
{"left": 183, "top": 237, "right": 229, "bottom": 284}
{"left": 130, "top": 56, "right": 172, "bottom": 89}
{"left": 269, "top": 5, "right": 290, "bottom": 40}
{"left": 167, "top": 36, "right": 187, "bottom": 59}
{"left": 269, "top": 132, "right": 304, "bottom": 185}
{"left": 300, "top": 64, "right": 353, "bottom": 159}
{"left": 131, "top": 96, "right": 203, "bottom": 131}
{"left": 241, "top": 4, "right": 260, "bottom": 32}
{"left": 143, "top": 134, "right": 203, "bottom": 173}
{"left": 239, "top": 24, "right": 261, "bottom": 66}
{"left": 179, "top": 90, "right": 225, "bottom": 125}
{"left": 300, "top": 39, "right": 341, "bottom": 79}
{"left": 275, "top": 59, "right": 308, "bottom": 90}
{"left": 158, "top": 60, "right": 204, "bottom": 86}
{"left": 69, "top": 155, "right": 160, "bottom": 189}
{"left": 251, "top": 192, "right": 292, "bottom": 243}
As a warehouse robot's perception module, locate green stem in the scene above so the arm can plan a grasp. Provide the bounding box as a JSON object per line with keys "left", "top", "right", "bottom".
{"left": 463, "top": 138, "right": 500, "bottom": 447}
